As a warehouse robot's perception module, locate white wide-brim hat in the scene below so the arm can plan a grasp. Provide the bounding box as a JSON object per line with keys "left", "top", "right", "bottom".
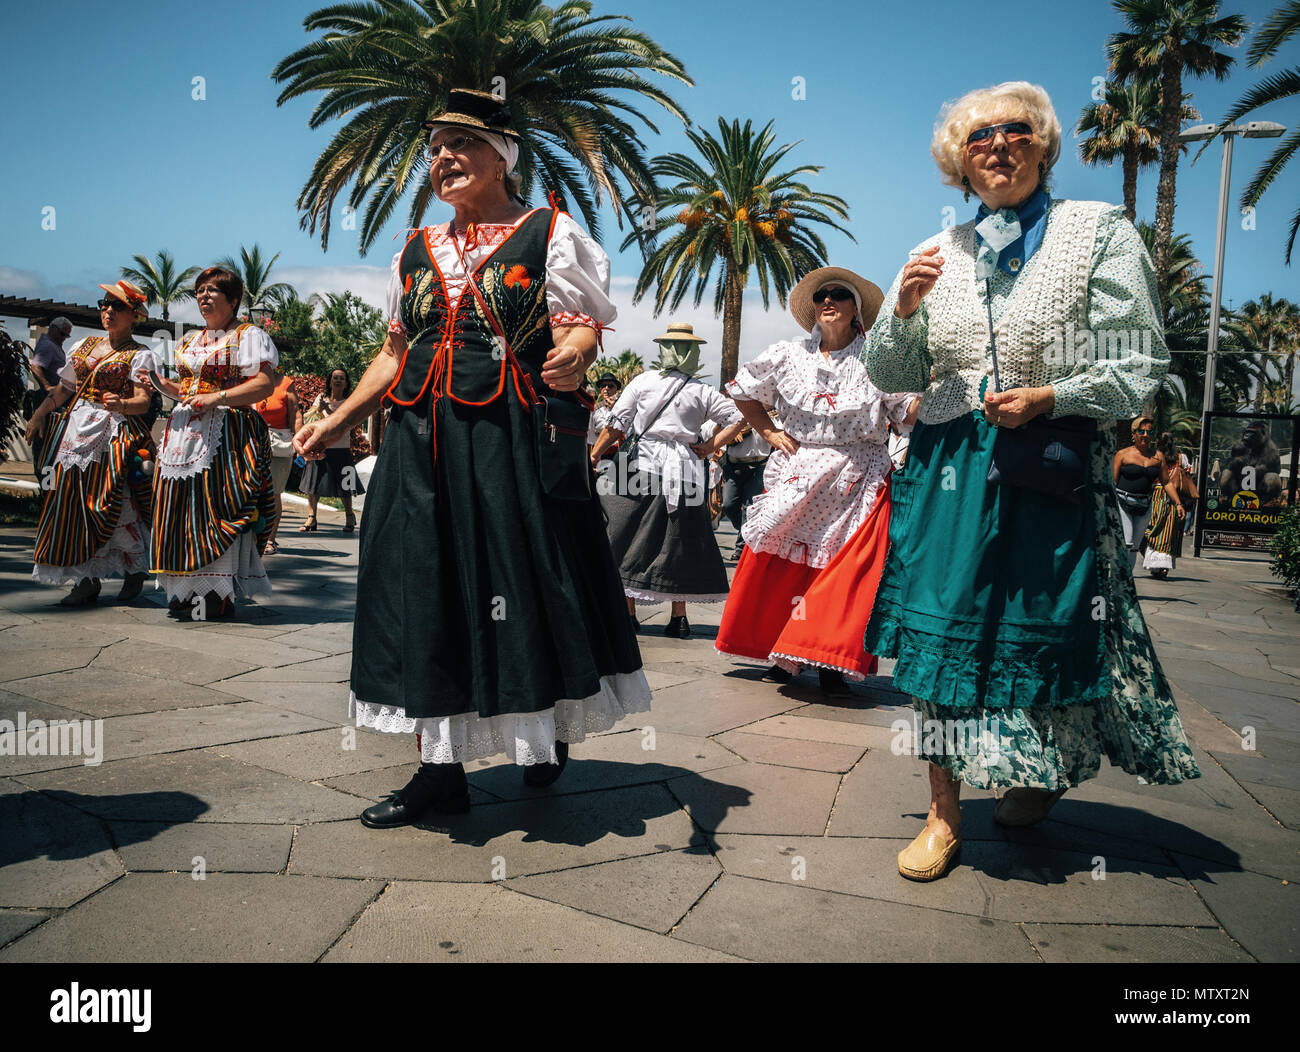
{"left": 789, "top": 267, "right": 884, "bottom": 333}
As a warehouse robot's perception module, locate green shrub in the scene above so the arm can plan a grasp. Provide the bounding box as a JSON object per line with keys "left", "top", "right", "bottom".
{"left": 1270, "top": 502, "right": 1300, "bottom": 612}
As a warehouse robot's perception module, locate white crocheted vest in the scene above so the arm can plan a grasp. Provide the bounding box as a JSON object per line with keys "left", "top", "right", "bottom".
{"left": 917, "top": 199, "right": 1106, "bottom": 425}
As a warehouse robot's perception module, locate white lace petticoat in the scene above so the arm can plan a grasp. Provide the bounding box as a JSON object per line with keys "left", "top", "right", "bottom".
{"left": 350, "top": 669, "right": 653, "bottom": 766}
{"left": 32, "top": 495, "right": 148, "bottom": 585}
{"left": 155, "top": 531, "right": 271, "bottom": 602}
{"left": 623, "top": 587, "right": 729, "bottom": 604}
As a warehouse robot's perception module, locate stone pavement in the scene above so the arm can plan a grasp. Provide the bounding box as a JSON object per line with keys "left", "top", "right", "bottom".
{"left": 0, "top": 496, "right": 1296, "bottom": 963}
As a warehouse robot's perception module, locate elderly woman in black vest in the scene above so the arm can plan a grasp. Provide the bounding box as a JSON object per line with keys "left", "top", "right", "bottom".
{"left": 296, "top": 90, "right": 648, "bottom": 827}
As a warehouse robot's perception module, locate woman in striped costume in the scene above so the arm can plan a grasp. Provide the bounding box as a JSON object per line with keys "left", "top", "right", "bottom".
{"left": 152, "top": 266, "right": 277, "bottom": 619}
{"left": 25, "top": 280, "right": 157, "bottom": 605}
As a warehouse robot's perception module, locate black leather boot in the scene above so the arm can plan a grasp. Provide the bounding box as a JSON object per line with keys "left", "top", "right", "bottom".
{"left": 360, "top": 762, "right": 470, "bottom": 828}
{"left": 523, "top": 741, "right": 569, "bottom": 788}
{"left": 665, "top": 615, "right": 691, "bottom": 639}
{"left": 819, "top": 668, "right": 850, "bottom": 697}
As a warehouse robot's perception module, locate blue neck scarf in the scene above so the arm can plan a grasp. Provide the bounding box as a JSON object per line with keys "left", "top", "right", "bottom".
{"left": 974, "top": 188, "right": 1050, "bottom": 278}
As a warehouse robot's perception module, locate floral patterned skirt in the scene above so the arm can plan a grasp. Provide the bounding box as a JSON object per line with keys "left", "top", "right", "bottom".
{"left": 865, "top": 412, "right": 1200, "bottom": 790}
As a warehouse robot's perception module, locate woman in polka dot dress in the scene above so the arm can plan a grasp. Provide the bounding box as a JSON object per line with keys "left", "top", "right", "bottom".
{"left": 715, "top": 266, "right": 918, "bottom": 695}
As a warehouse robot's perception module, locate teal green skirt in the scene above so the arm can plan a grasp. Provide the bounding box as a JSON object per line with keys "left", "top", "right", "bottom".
{"left": 866, "top": 410, "right": 1200, "bottom": 790}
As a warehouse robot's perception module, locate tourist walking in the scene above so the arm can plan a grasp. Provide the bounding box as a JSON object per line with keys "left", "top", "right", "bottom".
{"left": 299, "top": 368, "right": 363, "bottom": 533}
{"left": 1141, "top": 431, "right": 1189, "bottom": 578}
{"left": 26, "top": 317, "right": 74, "bottom": 465}
{"left": 152, "top": 266, "right": 277, "bottom": 619}
{"left": 294, "top": 89, "right": 648, "bottom": 827}
{"left": 589, "top": 323, "right": 745, "bottom": 638}
{"left": 1114, "top": 416, "right": 1164, "bottom": 566}
{"left": 25, "top": 283, "right": 155, "bottom": 605}
{"left": 714, "top": 267, "right": 917, "bottom": 695}
{"left": 863, "top": 81, "right": 1199, "bottom": 883}
{"left": 718, "top": 422, "right": 771, "bottom": 558}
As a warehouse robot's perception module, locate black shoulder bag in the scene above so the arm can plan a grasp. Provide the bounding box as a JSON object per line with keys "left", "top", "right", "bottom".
{"left": 983, "top": 279, "right": 1096, "bottom": 505}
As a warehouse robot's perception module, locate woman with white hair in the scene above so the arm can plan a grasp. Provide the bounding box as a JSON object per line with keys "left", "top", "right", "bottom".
{"left": 864, "top": 81, "right": 1199, "bottom": 882}
{"left": 295, "top": 89, "right": 649, "bottom": 828}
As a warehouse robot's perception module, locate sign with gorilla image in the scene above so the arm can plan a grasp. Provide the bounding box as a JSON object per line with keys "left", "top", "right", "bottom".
{"left": 1195, "top": 412, "right": 1299, "bottom": 554}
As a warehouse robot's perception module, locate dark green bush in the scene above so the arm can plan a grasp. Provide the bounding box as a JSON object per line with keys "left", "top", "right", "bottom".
{"left": 1270, "top": 502, "right": 1300, "bottom": 612}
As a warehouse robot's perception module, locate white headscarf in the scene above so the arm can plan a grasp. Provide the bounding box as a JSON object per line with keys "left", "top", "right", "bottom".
{"left": 426, "top": 123, "right": 519, "bottom": 173}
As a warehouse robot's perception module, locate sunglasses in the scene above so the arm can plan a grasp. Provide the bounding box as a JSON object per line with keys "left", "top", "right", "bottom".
{"left": 98, "top": 299, "right": 130, "bottom": 311}
{"left": 1134, "top": 428, "right": 1154, "bottom": 435}
{"left": 812, "top": 287, "right": 854, "bottom": 305}
{"left": 965, "top": 121, "right": 1034, "bottom": 152}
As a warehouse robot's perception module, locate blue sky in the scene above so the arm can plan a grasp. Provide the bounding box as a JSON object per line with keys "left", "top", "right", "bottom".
{"left": 1, "top": 0, "right": 1295, "bottom": 379}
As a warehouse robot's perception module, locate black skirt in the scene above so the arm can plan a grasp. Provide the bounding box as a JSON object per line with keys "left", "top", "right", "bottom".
{"left": 601, "top": 466, "right": 730, "bottom": 600}
{"left": 350, "top": 393, "right": 643, "bottom": 719}
{"left": 300, "top": 447, "right": 364, "bottom": 498}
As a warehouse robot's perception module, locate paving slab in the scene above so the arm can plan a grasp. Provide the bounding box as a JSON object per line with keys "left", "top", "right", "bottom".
{"left": 1171, "top": 855, "right": 1298, "bottom": 962}
{"left": 0, "top": 873, "right": 382, "bottom": 963}
{"left": 18, "top": 749, "right": 364, "bottom": 824}
{"left": 0, "top": 687, "right": 92, "bottom": 724}
{"left": 1022, "top": 922, "right": 1254, "bottom": 962}
{"left": 0, "top": 909, "right": 49, "bottom": 948}
{"left": 0, "top": 646, "right": 100, "bottom": 683}
{"left": 1234, "top": 782, "right": 1300, "bottom": 830}
{"left": 265, "top": 621, "right": 356, "bottom": 655}
{"left": 0, "top": 622, "right": 128, "bottom": 651}
{"left": 0, "top": 785, "right": 124, "bottom": 909}
{"left": 291, "top": 784, "right": 700, "bottom": 881}
{"left": 210, "top": 726, "right": 414, "bottom": 782}
{"left": 322, "top": 881, "right": 741, "bottom": 962}
{"left": 673, "top": 874, "right": 1038, "bottom": 962}
{"left": 216, "top": 652, "right": 353, "bottom": 685}
{"left": 0, "top": 700, "right": 334, "bottom": 775}
{"left": 826, "top": 748, "right": 1003, "bottom": 841}
{"left": 4, "top": 666, "right": 247, "bottom": 720}
{"left": 107, "top": 821, "right": 295, "bottom": 874}
{"left": 209, "top": 681, "right": 351, "bottom": 723}
{"left": 109, "top": 622, "right": 333, "bottom": 669}
{"left": 712, "top": 730, "right": 865, "bottom": 772}
{"left": 637, "top": 677, "right": 802, "bottom": 737}
{"left": 668, "top": 762, "right": 840, "bottom": 836}
{"left": 506, "top": 847, "right": 720, "bottom": 933}
{"left": 740, "top": 713, "right": 893, "bottom": 749}
{"left": 321, "top": 763, "right": 499, "bottom": 807}
{"left": 466, "top": 730, "right": 744, "bottom": 801}
{"left": 89, "top": 639, "right": 260, "bottom": 686}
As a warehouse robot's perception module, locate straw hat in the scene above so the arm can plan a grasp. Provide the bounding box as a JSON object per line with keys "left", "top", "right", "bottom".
{"left": 97, "top": 280, "right": 149, "bottom": 319}
{"left": 789, "top": 267, "right": 883, "bottom": 333}
{"left": 652, "top": 321, "right": 707, "bottom": 344}
{"left": 422, "top": 89, "right": 520, "bottom": 141}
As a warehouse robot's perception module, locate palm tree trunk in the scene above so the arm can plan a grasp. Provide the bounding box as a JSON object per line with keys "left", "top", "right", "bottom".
{"left": 720, "top": 259, "right": 743, "bottom": 386}
{"left": 1257, "top": 333, "right": 1275, "bottom": 412}
{"left": 1122, "top": 144, "right": 1139, "bottom": 225}
{"left": 1287, "top": 351, "right": 1296, "bottom": 413}
{"left": 1152, "top": 49, "right": 1184, "bottom": 322}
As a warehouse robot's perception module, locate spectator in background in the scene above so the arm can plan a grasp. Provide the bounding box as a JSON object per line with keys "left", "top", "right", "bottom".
{"left": 30, "top": 317, "right": 73, "bottom": 393}
{"left": 256, "top": 372, "right": 302, "bottom": 553}
{"left": 299, "top": 368, "right": 364, "bottom": 532}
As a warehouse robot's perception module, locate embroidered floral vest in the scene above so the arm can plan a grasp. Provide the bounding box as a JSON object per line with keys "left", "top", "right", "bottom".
{"left": 176, "top": 324, "right": 257, "bottom": 395}
{"left": 387, "top": 208, "right": 558, "bottom": 407}
{"left": 70, "top": 337, "right": 141, "bottom": 403}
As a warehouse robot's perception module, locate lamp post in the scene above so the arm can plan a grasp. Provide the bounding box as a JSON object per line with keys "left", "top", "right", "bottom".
{"left": 1177, "top": 121, "right": 1288, "bottom": 418}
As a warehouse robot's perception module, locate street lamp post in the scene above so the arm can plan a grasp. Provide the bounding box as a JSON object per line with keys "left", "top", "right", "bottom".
{"left": 1177, "top": 121, "right": 1288, "bottom": 419}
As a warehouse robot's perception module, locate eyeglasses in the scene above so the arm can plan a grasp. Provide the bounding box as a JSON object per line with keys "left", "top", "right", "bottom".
{"left": 425, "top": 134, "right": 482, "bottom": 160}
{"left": 812, "top": 287, "right": 854, "bottom": 305}
{"left": 965, "top": 121, "right": 1034, "bottom": 152}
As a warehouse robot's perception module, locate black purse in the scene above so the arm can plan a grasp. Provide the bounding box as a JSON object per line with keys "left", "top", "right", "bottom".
{"left": 458, "top": 252, "right": 593, "bottom": 502}
{"left": 982, "top": 279, "right": 1095, "bottom": 505}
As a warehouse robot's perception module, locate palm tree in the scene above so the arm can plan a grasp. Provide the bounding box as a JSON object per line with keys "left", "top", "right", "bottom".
{"left": 1221, "top": 1, "right": 1300, "bottom": 262}
{"left": 216, "top": 245, "right": 296, "bottom": 318}
{"left": 588, "top": 348, "right": 645, "bottom": 386}
{"left": 1237, "top": 294, "right": 1300, "bottom": 408}
{"left": 1077, "top": 76, "right": 1196, "bottom": 222}
{"left": 1109, "top": 0, "right": 1247, "bottom": 313}
{"left": 272, "top": 0, "right": 691, "bottom": 253}
{"left": 120, "top": 250, "right": 201, "bottom": 322}
{"left": 623, "top": 118, "right": 850, "bottom": 384}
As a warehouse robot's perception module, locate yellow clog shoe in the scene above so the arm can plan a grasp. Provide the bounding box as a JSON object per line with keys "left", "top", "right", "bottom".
{"left": 897, "top": 827, "right": 962, "bottom": 882}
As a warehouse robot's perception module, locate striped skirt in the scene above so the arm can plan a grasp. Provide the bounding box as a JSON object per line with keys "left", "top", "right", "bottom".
{"left": 33, "top": 411, "right": 154, "bottom": 583}
{"left": 152, "top": 407, "right": 275, "bottom": 602}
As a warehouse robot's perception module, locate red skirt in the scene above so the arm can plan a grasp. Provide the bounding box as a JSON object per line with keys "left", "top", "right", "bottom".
{"left": 716, "top": 488, "right": 891, "bottom": 679}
